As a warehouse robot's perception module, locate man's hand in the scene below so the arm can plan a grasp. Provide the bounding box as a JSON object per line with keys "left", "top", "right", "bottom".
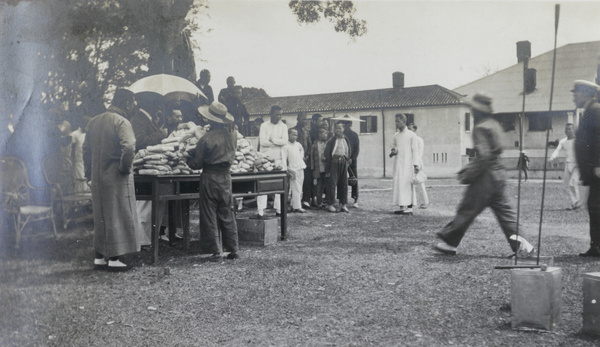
{"left": 594, "top": 167, "right": 600, "bottom": 178}
{"left": 313, "top": 178, "right": 318, "bottom": 185}
{"left": 389, "top": 148, "right": 397, "bottom": 158}
{"left": 414, "top": 165, "right": 420, "bottom": 174}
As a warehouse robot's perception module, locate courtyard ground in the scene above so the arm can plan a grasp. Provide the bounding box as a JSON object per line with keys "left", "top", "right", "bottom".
{"left": 1, "top": 178, "right": 599, "bottom": 346}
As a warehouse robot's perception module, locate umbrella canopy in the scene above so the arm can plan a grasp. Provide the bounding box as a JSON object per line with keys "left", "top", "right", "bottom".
{"left": 127, "top": 74, "right": 207, "bottom": 104}
{"left": 331, "top": 114, "right": 366, "bottom": 122}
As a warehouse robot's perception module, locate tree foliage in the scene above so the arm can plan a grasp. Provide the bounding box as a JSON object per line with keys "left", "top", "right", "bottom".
{"left": 289, "top": 0, "right": 367, "bottom": 39}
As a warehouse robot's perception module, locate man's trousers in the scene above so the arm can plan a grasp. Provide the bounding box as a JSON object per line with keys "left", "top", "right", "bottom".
{"left": 199, "top": 171, "right": 238, "bottom": 254}
{"left": 326, "top": 155, "right": 349, "bottom": 206}
{"left": 437, "top": 170, "right": 517, "bottom": 249}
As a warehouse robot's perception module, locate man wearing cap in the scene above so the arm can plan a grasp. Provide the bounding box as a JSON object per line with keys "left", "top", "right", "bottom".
{"left": 188, "top": 101, "right": 239, "bottom": 261}
{"left": 83, "top": 89, "right": 143, "bottom": 271}
{"left": 573, "top": 80, "right": 600, "bottom": 257}
{"left": 434, "top": 93, "right": 533, "bottom": 257}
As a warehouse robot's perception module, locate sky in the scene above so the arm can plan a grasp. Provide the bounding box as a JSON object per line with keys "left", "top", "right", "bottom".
{"left": 194, "top": 0, "right": 600, "bottom": 98}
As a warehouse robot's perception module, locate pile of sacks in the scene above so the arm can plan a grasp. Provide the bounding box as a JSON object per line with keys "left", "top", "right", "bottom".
{"left": 134, "top": 122, "right": 205, "bottom": 175}
{"left": 230, "top": 133, "right": 283, "bottom": 174}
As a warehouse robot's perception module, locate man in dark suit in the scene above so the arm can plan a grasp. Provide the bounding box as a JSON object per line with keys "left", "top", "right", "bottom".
{"left": 341, "top": 119, "right": 360, "bottom": 207}
{"left": 573, "top": 80, "right": 600, "bottom": 257}
{"left": 195, "top": 69, "right": 214, "bottom": 104}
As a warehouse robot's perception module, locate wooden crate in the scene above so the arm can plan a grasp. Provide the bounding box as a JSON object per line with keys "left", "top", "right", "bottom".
{"left": 236, "top": 217, "right": 280, "bottom": 246}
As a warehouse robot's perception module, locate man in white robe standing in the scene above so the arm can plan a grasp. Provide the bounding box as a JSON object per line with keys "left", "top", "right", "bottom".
{"left": 255, "top": 105, "right": 288, "bottom": 218}
{"left": 390, "top": 114, "right": 420, "bottom": 215}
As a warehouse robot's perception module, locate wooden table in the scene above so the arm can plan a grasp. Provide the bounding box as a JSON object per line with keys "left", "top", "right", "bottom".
{"left": 134, "top": 171, "right": 288, "bottom": 263}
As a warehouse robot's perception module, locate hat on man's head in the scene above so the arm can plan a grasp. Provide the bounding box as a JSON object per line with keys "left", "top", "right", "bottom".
{"left": 198, "top": 102, "right": 234, "bottom": 124}
{"left": 467, "top": 93, "right": 493, "bottom": 114}
{"left": 571, "top": 80, "right": 600, "bottom": 93}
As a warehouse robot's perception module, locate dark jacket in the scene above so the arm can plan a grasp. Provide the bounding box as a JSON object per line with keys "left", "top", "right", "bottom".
{"left": 344, "top": 128, "right": 360, "bottom": 162}
{"left": 130, "top": 108, "right": 166, "bottom": 151}
{"left": 195, "top": 81, "right": 214, "bottom": 104}
{"left": 576, "top": 100, "right": 600, "bottom": 185}
{"left": 324, "top": 135, "right": 352, "bottom": 173}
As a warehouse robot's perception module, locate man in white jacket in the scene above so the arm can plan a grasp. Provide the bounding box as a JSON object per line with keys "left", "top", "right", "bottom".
{"left": 256, "top": 105, "right": 288, "bottom": 218}
{"left": 548, "top": 123, "right": 580, "bottom": 210}
{"left": 408, "top": 123, "right": 429, "bottom": 209}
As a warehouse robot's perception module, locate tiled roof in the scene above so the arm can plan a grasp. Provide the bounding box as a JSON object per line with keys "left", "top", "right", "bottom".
{"left": 454, "top": 41, "right": 600, "bottom": 114}
{"left": 244, "top": 85, "right": 466, "bottom": 116}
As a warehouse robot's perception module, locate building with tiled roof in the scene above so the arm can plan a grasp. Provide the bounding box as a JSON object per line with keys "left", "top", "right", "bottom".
{"left": 244, "top": 73, "right": 472, "bottom": 178}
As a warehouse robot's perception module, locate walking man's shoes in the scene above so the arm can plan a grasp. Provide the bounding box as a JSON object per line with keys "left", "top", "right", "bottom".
{"left": 226, "top": 253, "right": 239, "bottom": 260}
{"left": 579, "top": 248, "right": 600, "bottom": 257}
{"left": 94, "top": 257, "right": 107, "bottom": 270}
{"left": 433, "top": 241, "right": 457, "bottom": 255}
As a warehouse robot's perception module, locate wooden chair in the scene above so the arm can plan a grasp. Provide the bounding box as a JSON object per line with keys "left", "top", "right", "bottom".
{"left": 42, "top": 153, "right": 93, "bottom": 229}
{"left": 0, "top": 156, "right": 58, "bottom": 248}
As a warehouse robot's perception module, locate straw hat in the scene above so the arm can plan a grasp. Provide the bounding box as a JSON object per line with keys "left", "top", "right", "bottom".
{"left": 467, "top": 93, "right": 493, "bottom": 114}
{"left": 198, "top": 102, "right": 234, "bottom": 124}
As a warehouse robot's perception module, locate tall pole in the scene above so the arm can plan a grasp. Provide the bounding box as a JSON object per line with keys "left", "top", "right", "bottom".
{"left": 514, "top": 52, "right": 528, "bottom": 265}
{"left": 537, "top": 4, "right": 560, "bottom": 264}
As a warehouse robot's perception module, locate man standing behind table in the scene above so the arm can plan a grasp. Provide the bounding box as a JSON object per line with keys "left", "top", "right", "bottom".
{"left": 341, "top": 119, "right": 360, "bottom": 208}
{"left": 549, "top": 123, "right": 580, "bottom": 210}
{"left": 195, "top": 69, "right": 214, "bottom": 104}
{"left": 188, "top": 102, "right": 239, "bottom": 262}
{"left": 292, "top": 112, "right": 313, "bottom": 209}
{"left": 225, "top": 85, "right": 250, "bottom": 136}
{"left": 256, "top": 105, "right": 288, "bottom": 218}
{"left": 434, "top": 93, "right": 534, "bottom": 256}
{"left": 324, "top": 123, "right": 352, "bottom": 213}
{"left": 390, "top": 114, "right": 419, "bottom": 215}
{"left": 83, "top": 89, "right": 142, "bottom": 271}
{"left": 573, "top": 80, "right": 600, "bottom": 257}
{"left": 218, "top": 76, "right": 236, "bottom": 104}
{"left": 407, "top": 123, "right": 429, "bottom": 209}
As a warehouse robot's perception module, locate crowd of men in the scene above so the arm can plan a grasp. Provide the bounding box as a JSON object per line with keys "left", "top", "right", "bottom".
{"left": 72, "top": 73, "right": 600, "bottom": 272}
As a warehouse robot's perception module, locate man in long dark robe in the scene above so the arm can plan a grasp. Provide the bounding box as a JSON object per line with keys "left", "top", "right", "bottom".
{"left": 83, "top": 89, "right": 142, "bottom": 271}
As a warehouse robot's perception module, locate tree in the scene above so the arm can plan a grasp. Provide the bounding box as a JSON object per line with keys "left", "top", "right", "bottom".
{"left": 289, "top": 1, "right": 367, "bottom": 39}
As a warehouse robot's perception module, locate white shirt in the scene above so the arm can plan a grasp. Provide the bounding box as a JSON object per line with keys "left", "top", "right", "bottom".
{"left": 284, "top": 141, "right": 306, "bottom": 171}
{"left": 550, "top": 137, "right": 576, "bottom": 164}
{"left": 259, "top": 121, "right": 288, "bottom": 165}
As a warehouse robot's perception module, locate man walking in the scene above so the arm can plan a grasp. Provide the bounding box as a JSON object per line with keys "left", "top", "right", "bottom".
{"left": 548, "top": 123, "right": 580, "bottom": 210}
{"left": 573, "top": 80, "right": 600, "bottom": 257}
{"left": 390, "top": 114, "right": 419, "bottom": 215}
{"left": 83, "top": 89, "right": 142, "bottom": 271}
{"left": 434, "top": 93, "right": 533, "bottom": 256}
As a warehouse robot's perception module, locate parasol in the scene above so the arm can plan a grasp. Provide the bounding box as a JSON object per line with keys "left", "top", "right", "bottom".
{"left": 126, "top": 74, "right": 207, "bottom": 104}
{"left": 331, "top": 114, "right": 366, "bottom": 122}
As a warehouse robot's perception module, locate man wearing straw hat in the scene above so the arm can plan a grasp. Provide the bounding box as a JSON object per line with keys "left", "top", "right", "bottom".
{"left": 188, "top": 101, "right": 239, "bottom": 262}
{"left": 573, "top": 80, "right": 600, "bottom": 257}
{"left": 434, "top": 93, "right": 533, "bottom": 256}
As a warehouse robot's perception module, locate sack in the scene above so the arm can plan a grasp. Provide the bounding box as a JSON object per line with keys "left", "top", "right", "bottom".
{"left": 412, "top": 170, "right": 427, "bottom": 184}
{"left": 348, "top": 166, "right": 358, "bottom": 187}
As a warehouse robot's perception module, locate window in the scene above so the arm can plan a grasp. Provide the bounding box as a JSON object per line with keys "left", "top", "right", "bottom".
{"left": 432, "top": 152, "right": 448, "bottom": 163}
{"left": 465, "top": 112, "right": 471, "bottom": 132}
{"left": 528, "top": 112, "right": 551, "bottom": 131}
{"left": 359, "top": 116, "right": 377, "bottom": 133}
{"left": 494, "top": 114, "right": 516, "bottom": 132}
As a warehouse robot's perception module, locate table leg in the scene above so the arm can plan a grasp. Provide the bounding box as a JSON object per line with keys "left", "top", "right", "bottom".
{"left": 151, "top": 197, "right": 159, "bottom": 264}
{"left": 168, "top": 201, "right": 176, "bottom": 247}
{"left": 182, "top": 200, "right": 190, "bottom": 250}
{"left": 280, "top": 179, "right": 288, "bottom": 241}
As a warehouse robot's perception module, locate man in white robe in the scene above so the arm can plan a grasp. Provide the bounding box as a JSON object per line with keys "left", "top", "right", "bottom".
{"left": 548, "top": 123, "right": 581, "bottom": 210}
{"left": 256, "top": 105, "right": 288, "bottom": 218}
{"left": 390, "top": 114, "right": 420, "bottom": 215}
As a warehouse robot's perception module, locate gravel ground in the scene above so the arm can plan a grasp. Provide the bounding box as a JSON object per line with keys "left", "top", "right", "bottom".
{"left": 1, "top": 178, "right": 599, "bottom": 346}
